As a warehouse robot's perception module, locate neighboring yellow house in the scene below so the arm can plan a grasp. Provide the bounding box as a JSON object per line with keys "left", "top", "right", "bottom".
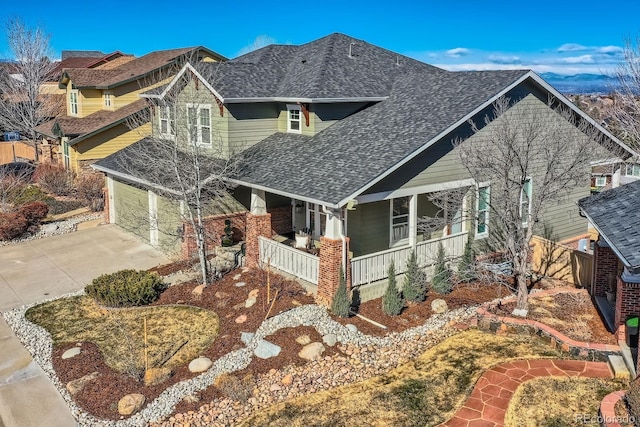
{"left": 38, "top": 47, "right": 226, "bottom": 173}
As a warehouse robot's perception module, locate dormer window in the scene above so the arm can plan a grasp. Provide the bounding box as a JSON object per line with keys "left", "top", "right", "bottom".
{"left": 69, "top": 90, "right": 78, "bottom": 115}
{"left": 187, "top": 103, "right": 212, "bottom": 146}
{"left": 287, "top": 104, "right": 301, "bottom": 133}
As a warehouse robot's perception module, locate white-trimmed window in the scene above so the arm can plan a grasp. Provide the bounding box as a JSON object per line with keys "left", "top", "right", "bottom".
{"left": 187, "top": 104, "right": 212, "bottom": 146}
{"left": 69, "top": 90, "right": 78, "bottom": 115}
{"left": 476, "top": 185, "right": 490, "bottom": 238}
{"left": 520, "top": 178, "right": 532, "bottom": 225}
{"left": 159, "top": 106, "right": 175, "bottom": 138}
{"left": 626, "top": 163, "right": 640, "bottom": 177}
{"left": 103, "top": 91, "right": 113, "bottom": 108}
{"left": 287, "top": 104, "right": 301, "bottom": 133}
{"left": 595, "top": 176, "right": 607, "bottom": 187}
{"left": 390, "top": 196, "right": 410, "bottom": 245}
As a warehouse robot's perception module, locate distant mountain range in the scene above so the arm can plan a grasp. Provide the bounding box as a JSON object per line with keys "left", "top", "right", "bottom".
{"left": 539, "top": 72, "right": 620, "bottom": 95}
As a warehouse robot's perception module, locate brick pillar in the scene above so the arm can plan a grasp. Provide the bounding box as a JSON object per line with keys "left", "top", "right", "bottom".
{"left": 316, "top": 236, "right": 351, "bottom": 307}
{"left": 615, "top": 276, "right": 640, "bottom": 328}
{"left": 245, "top": 212, "right": 272, "bottom": 268}
{"left": 593, "top": 241, "right": 618, "bottom": 297}
{"left": 103, "top": 186, "right": 110, "bottom": 224}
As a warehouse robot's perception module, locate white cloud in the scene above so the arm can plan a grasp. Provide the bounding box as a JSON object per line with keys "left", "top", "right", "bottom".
{"left": 596, "top": 45, "right": 623, "bottom": 55}
{"left": 446, "top": 47, "right": 471, "bottom": 58}
{"left": 560, "top": 55, "right": 594, "bottom": 64}
{"left": 558, "top": 43, "right": 588, "bottom": 52}
{"left": 237, "top": 35, "right": 277, "bottom": 57}
{"left": 488, "top": 54, "right": 521, "bottom": 64}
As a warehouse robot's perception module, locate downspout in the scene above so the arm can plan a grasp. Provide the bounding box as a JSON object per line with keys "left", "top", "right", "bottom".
{"left": 322, "top": 205, "right": 347, "bottom": 275}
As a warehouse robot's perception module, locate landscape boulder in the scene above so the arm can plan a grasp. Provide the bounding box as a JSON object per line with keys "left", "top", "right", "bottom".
{"left": 431, "top": 299, "right": 448, "bottom": 314}
{"left": 61, "top": 346, "right": 81, "bottom": 359}
{"left": 188, "top": 357, "right": 213, "bottom": 373}
{"left": 117, "top": 393, "right": 145, "bottom": 416}
{"left": 322, "top": 333, "right": 337, "bottom": 347}
{"left": 254, "top": 340, "right": 281, "bottom": 359}
{"left": 66, "top": 371, "right": 99, "bottom": 396}
{"left": 298, "top": 342, "right": 325, "bottom": 361}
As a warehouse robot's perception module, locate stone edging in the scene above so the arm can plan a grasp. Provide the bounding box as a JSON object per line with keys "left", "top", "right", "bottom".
{"left": 476, "top": 288, "right": 621, "bottom": 361}
{"left": 599, "top": 390, "right": 628, "bottom": 427}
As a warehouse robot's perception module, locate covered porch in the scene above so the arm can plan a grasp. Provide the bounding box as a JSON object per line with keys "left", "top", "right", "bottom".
{"left": 244, "top": 181, "right": 476, "bottom": 304}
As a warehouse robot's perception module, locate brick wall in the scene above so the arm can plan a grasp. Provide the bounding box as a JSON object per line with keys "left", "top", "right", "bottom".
{"left": 245, "top": 212, "right": 272, "bottom": 268}
{"left": 615, "top": 276, "right": 640, "bottom": 327}
{"left": 593, "top": 243, "right": 618, "bottom": 297}
{"left": 181, "top": 212, "right": 247, "bottom": 260}
{"left": 268, "top": 206, "right": 292, "bottom": 235}
{"left": 316, "top": 236, "right": 351, "bottom": 307}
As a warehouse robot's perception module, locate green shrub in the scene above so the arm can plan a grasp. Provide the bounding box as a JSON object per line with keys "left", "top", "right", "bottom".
{"left": 0, "top": 212, "right": 28, "bottom": 240}
{"left": 382, "top": 260, "right": 403, "bottom": 316}
{"left": 331, "top": 266, "right": 350, "bottom": 318}
{"left": 85, "top": 269, "right": 166, "bottom": 307}
{"left": 403, "top": 250, "right": 427, "bottom": 303}
{"left": 431, "top": 243, "right": 452, "bottom": 294}
{"left": 457, "top": 234, "right": 476, "bottom": 283}
{"left": 11, "top": 184, "right": 51, "bottom": 206}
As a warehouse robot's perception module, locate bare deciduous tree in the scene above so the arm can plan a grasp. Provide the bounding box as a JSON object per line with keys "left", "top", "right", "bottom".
{"left": 120, "top": 62, "right": 241, "bottom": 286}
{"left": 0, "top": 19, "right": 58, "bottom": 161}
{"left": 456, "top": 96, "right": 605, "bottom": 313}
{"left": 610, "top": 36, "right": 640, "bottom": 150}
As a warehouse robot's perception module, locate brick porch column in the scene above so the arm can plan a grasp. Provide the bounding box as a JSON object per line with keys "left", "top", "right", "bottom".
{"left": 316, "top": 236, "right": 351, "bottom": 307}
{"left": 592, "top": 239, "right": 618, "bottom": 297}
{"left": 245, "top": 212, "right": 272, "bottom": 268}
{"left": 615, "top": 270, "right": 640, "bottom": 328}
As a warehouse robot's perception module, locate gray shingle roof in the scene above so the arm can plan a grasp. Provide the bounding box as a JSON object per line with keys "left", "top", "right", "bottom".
{"left": 234, "top": 68, "right": 530, "bottom": 205}
{"left": 578, "top": 179, "right": 640, "bottom": 271}
{"left": 208, "top": 33, "right": 445, "bottom": 100}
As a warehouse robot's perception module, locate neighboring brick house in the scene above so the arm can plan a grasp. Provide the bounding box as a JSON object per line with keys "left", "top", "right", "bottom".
{"left": 36, "top": 47, "right": 226, "bottom": 174}
{"left": 579, "top": 179, "right": 640, "bottom": 332}
{"left": 93, "top": 33, "right": 637, "bottom": 305}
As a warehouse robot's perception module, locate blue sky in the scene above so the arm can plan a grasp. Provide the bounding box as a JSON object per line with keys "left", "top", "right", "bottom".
{"left": 2, "top": 0, "right": 639, "bottom": 75}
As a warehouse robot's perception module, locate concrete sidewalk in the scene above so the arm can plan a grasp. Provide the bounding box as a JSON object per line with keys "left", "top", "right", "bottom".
{"left": 0, "top": 224, "right": 171, "bottom": 426}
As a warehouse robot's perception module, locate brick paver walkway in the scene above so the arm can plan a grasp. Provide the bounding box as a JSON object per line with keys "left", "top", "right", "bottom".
{"left": 441, "top": 359, "right": 612, "bottom": 426}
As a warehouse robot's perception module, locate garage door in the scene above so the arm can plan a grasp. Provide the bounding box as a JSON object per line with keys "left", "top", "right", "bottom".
{"left": 112, "top": 180, "right": 150, "bottom": 243}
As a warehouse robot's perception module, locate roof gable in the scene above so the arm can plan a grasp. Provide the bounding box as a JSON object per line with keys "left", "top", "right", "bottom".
{"left": 579, "top": 179, "right": 640, "bottom": 271}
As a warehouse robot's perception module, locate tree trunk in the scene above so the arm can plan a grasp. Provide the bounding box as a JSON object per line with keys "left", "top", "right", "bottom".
{"left": 515, "top": 272, "right": 529, "bottom": 311}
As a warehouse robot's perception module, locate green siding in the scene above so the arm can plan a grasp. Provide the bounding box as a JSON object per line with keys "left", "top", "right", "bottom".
{"left": 227, "top": 103, "right": 279, "bottom": 153}
{"left": 113, "top": 180, "right": 150, "bottom": 242}
{"left": 365, "top": 94, "right": 593, "bottom": 242}
{"left": 156, "top": 195, "right": 182, "bottom": 254}
{"left": 348, "top": 200, "right": 389, "bottom": 256}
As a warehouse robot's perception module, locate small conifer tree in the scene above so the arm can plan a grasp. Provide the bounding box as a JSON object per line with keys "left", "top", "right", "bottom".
{"left": 431, "top": 242, "right": 452, "bottom": 294}
{"left": 457, "top": 233, "right": 476, "bottom": 283}
{"left": 403, "top": 250, "right": 427, "bottom": 302}
{"left": 382, "top": 260, "right": 404, "bottom": 315}
{"left": 331, "top": 266, "right": 350, "bottom": 318}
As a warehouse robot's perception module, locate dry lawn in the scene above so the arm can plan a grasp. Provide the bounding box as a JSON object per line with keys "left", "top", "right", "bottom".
{"left": 25, "top": 295, "right": 219, "bottom": 373}
{"left": 238, "top": 329, "right": 563, "bottom": 427}
{"left": 505, "top": 376, "right": 627, "bottom": 427}
{"left": 529, "top": 292, "right": 594, "bottom": 342}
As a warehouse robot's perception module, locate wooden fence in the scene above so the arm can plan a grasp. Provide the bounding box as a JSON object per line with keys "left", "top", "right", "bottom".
{"left": 0, "top": 141, "right": 36, "bottom": 164}
{"left": 259, "top": 236, "right": 319, "bottom": 284}
{"left": 530, "top": 235, "right": 593, "bottom": 287}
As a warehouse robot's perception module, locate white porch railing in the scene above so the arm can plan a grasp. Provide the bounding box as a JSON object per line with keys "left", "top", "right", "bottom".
{"left": 259, "top": 236, "right": 319, "bottom": 284}
{"left": 350, "top": 232, "right": 468, "bottom": 286}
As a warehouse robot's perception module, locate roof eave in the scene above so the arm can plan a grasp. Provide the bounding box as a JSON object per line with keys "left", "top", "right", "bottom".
{"left": 91, "top": 163, "right": 181, "bottom": 197}
{"left": 580, "top": 208, "right": 637, "bottom": 271}
{"left": 223, "top": 96, "right": 388, "bottom": 104}
{"left": 226, "top": 177, "right": 341, "bottom": 209}
{"left": 68, "top": 106, "right": 148, "bottom": 146}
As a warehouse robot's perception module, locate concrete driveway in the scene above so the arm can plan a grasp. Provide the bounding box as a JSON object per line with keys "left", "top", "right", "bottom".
{"left": 0, "top": 224, "right": 171, "bottom": 311}
{"left": 0, "top": 224, "right": 171, "bottom": 427}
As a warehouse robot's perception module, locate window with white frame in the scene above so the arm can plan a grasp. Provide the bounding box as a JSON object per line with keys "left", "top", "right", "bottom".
{"left": 159, "top": 105, "right": 175, "bottom": 138}
{"left": 594, "top": 176, "right": 607, "bottom": 187}
{"left": 69, "top": 90, "right": 78, "bottom": 115}
{"left": 626, "top": 163, "right": 640, "bottom": 177}
{"left": 520, "top": 178, "right": 532, "bottom": 225}
{"left": 287, "top": 104, "right": 301, "bottom": 133}
{"left": 187, "top": 104, "right": 212, "bottom": 145}
{"left": 390, "top": 196, "right": 410, "bottom": 245}
{"left": 476, "top": 185, "right": 490, "bottom": 237}
{"left": 103, "top": 91, "right": 113, "bottom": 108}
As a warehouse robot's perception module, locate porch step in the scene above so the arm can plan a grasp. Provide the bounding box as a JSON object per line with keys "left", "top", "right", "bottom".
{"left": 619, "top": 342, "right": 637, "bottom": 378}
{"left": 608, "top": 354, "right": 631, "bottom": 380}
